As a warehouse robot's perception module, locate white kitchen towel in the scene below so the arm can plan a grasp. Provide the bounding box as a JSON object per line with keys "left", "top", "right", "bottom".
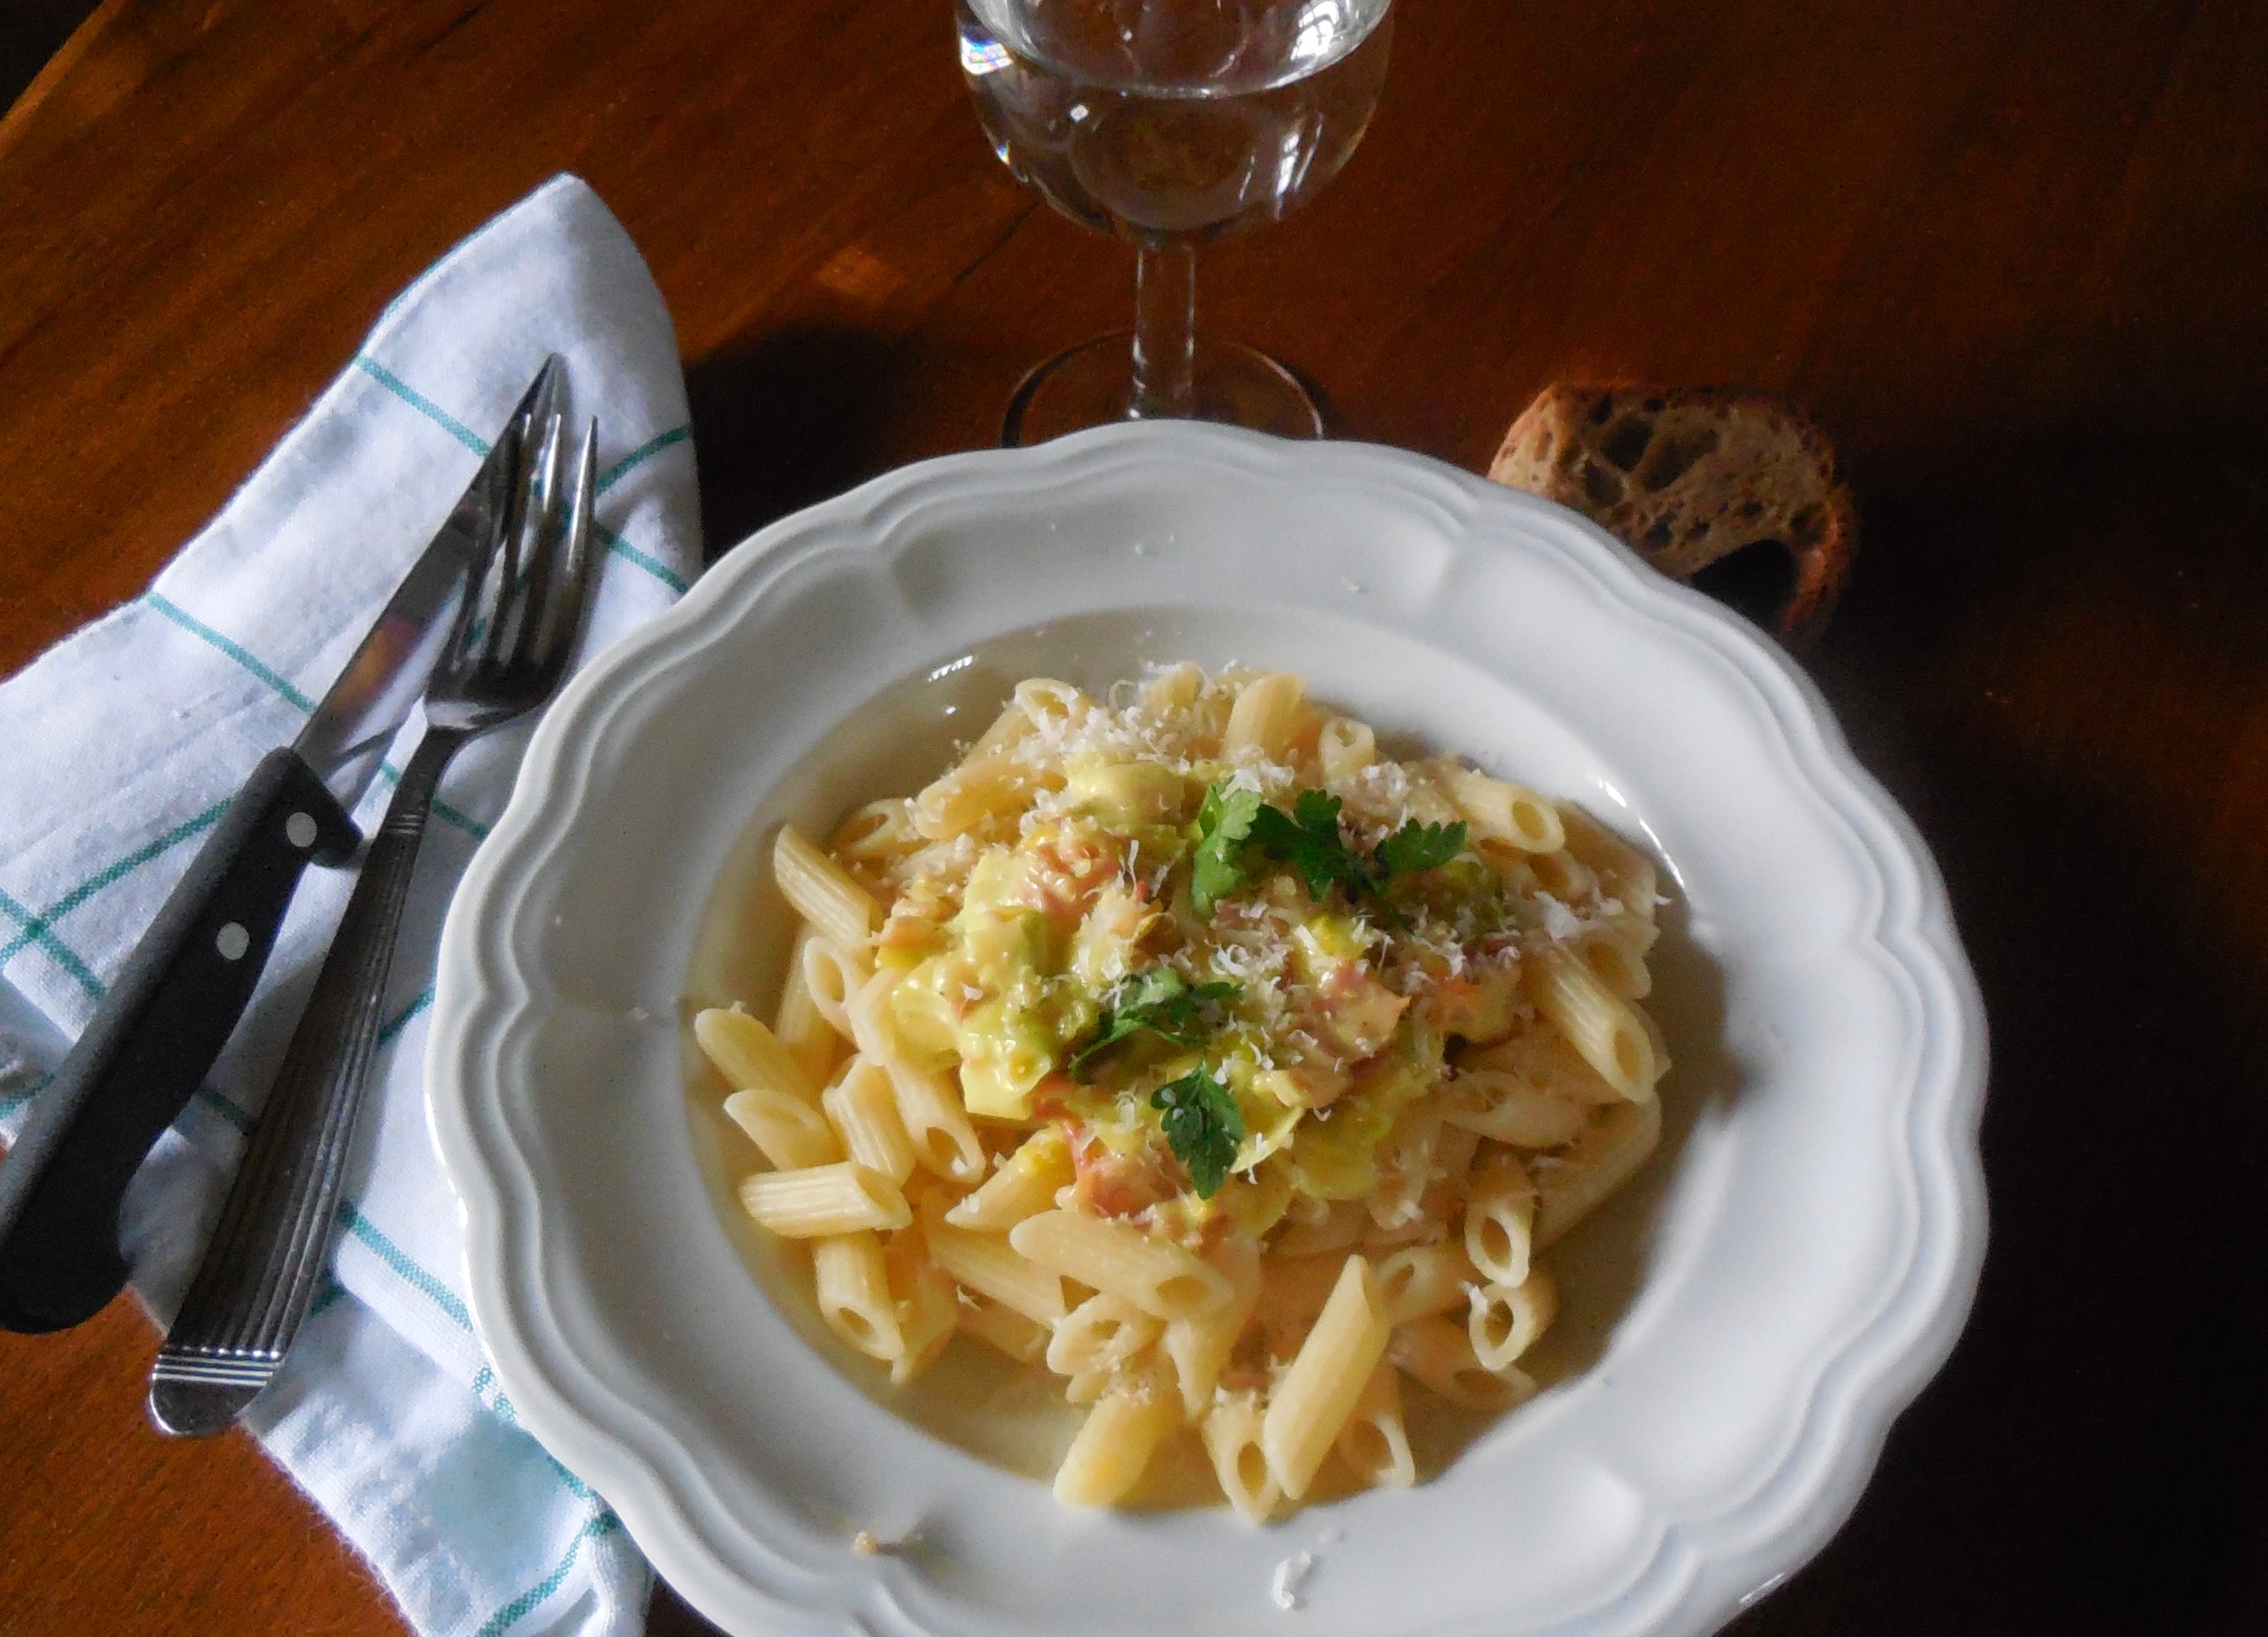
{"left": 0, "top": 174, "right": 700, "bottom": 1637}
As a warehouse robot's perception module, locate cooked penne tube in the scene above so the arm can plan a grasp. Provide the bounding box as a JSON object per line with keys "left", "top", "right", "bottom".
{"left": 813, "top": 1232, "right": 901, "bottom": 1361}
{"left": 1447, "top": 767, "right": 1565, "bottom": 853}
{"left": 1046, "top": 1293, "right": 1162, "bottom": 1378}
{"left": 739, "top": 1163, "right": 910, "bottom": 1238}
{"left": 774, "top": 823, "right": 880, "bottom": 949}
{"left": 1531, "top": 947, "right": 1662, "bottom": 1101}
{"left": 1335, "top": 1360, "right": 1416, "bottom": 1489}
{"left": 822, "top": 1057, "right": 916, "bottom": 1184}
{"left": 1013, "top": 677, "right": 1091, "bottom": 731}
{"left": 831, "top": 799, "right": 921, "bottom": 868}
{"left": 1202, "top": 1391, "right": 1282, "bottom": 1524}
{"left": 1371, "top": 1239, "right": 1476, "bottom": 1328}
{"left": 1391, "top": 1316, "right": 1534, "bottom": 1413}
{"left": 772, "top": 926, "right": 845, "bottom": 1086}
{"left": 1262, "top": 1254, "right": 1391, "bottom": 1499}
{"left": 1162, "top": 1238, "right": 1261, "bottom": 1421}
{"left": 958, "top": 1294, "right": 1051, "bottom": 1364}
{"left": 1535, "top": 1095, "right": 1663, "bottom": 1248}
{"left": 1316, "top": 715, "right": 1377, "bottom": 784}
{"left": 1138, "top": 661, "right": 1203, "bottom": 715}
{"left": 1009, "top": 1209, "right": 1232, "bottom": 1322}
{"left": 1524, "top": 845, "right": 1597, "bottom": 902}
{"left": 886, "top": 1232, "right": 959, "bottom": 1385}
{"left": 846, "top": 969, "right": 986, "bottom": 1183}
{"left": 694, "top": 1007, "right": 821, "bottom": 1104}
{"left": 1468, "top": 1268, "right": 1557, "bottom": 1374}
{"left": 1564, "top": 913, "right": 1657, "bottom": 1000}
{"left": 944, "top": 1126, "right": 1073, "bottom": 1230}
{"left": 1053, "top": 1381, "right": 1179, "bottom": 1507}
{"left": 723, "top": 1087, "right": 843, "bottom": 1171}
{"left": 926, "top": 1217, "right": 1067, "bottom": 1323}
{"left": 1557, "top": 803, "right": 1660, "bottom": 917}
{"left": 1461, "top": 1028, "right": 1627, "bottom": 1107}
{"left": 1445, "top": 1071, "right": 1591, "bottom": 1148}
{"left": 1462, "top": 1153, "right": 1537, "bottom": 1288}
{"left": 1221, "top": 671, "right": 1304, "bottom": 762}
{"left": 798, "top": 935, "right": 869, "bottom": 1042}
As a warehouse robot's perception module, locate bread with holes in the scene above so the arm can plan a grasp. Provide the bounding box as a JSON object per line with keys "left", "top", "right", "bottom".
{"left": 1488, "top": 385, "right": 1857, "bottom": 640}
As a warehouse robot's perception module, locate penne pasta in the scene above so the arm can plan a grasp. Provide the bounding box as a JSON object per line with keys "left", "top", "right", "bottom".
{"left": 1262, "top": 1254, "right": 1391, "bottom": 1499}
{"left": 813, "top": 1232, "right": 902, "bottom": 1362}
{"left": 1535, "top": 1095, "right": 1663, "bottom": 1248}
{"left": 1462, "top": 1153, "right": 1537, "bottom": 1288}
{"left": 885, "top": 1232, "right": 959, "bottom": 1385}
{"left": 1046, "top": 1293, "right": 1163, "bottom": 1378}
{"left": 1468, "top": 1267, "right": 1557, "bottom": 1374}
{"left": 1531, "top": 947, "right": 1662, "bottom": 1102}
{"left": 1009, "top": 1209, "right": 1232, "bottom": 1322}
{"left": 1392, "top": 1315, "right": 1535, "bottom": 1413}
{"left": 718, "top": 664, "right": 1673, "bottom": 1520}
{"left": 1447, "top": 767, "right": 1565, "bottom": 853}
{"left": 944, "top": 1126, "right": 1073, "bottom": 1230}
{"left": 1053, "top": 1380, "right": 1179, "bottom": 1507}
{"left": 822, "top": 1056, "right": 917, "bottom": 1184}
{"left": 774, "top": 823, "right": 880, "bottom": 949}
{"left": 958, "top": 1294, "right": 1051, "bottom": 1364}
{"left": 1220, "top": 671, "right": 1305, "bottom": 762}
{"left": 1335, "top": 1360, "right": 1416, "bottom": 1489}
{"left": 740, "top": 1163, "right": 910, "bottom": 1239}
{"left": 1202, "top": 1391, "right": 1283, "bottom": 1523}
{"left": 1371, "top": 1239, "right": 1475, "bottom": 1329}
{"left": 925, "top": 1217, "right": 1067, "bottom": 1324}
{"left": 694, "top": 1007, "right": 820, "bottom": 1104}
{"left": 722, "top": 1087, "right": 842, "bottom": 1171}
{"left": 773, "top": 926, "right": 846, "bottom": 1086}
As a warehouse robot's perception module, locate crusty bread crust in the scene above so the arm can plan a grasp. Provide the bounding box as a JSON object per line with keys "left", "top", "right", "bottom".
{"left": 1488, "top": 385, "right": 1857, "bottom": 642}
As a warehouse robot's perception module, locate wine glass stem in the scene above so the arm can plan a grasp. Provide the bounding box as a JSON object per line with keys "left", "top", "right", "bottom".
{"left": 1130, "top": 237, "right": 1198, "bottom": 420}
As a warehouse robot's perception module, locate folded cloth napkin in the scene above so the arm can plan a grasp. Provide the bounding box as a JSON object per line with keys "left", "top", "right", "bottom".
{"left": 0, "top": 175, "right": 700, "bottom": 1636}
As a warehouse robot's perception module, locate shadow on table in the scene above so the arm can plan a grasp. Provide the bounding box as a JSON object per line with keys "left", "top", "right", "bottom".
{"left": 0, "top": 0, "right": 95, "bottom": 114}
{"left": 1726, "top": 436, "right": 2268, "bottom": 1635}
{"left": 684, "top": 322, "right": 902, "bottom": 564}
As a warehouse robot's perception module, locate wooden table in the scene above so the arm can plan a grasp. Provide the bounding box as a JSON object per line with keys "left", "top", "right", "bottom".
{"left": 4, "top": 0, "right": 2266, "bottom": 1631}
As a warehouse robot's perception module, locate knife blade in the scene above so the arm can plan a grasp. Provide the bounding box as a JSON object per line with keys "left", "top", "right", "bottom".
{"left": 0, "top": 356, "right": 560, "bottom": 1334}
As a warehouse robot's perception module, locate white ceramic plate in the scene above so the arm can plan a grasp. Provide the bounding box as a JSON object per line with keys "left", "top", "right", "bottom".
{"left": 429, "top": 422, "right": 1986, "bottom": 1637}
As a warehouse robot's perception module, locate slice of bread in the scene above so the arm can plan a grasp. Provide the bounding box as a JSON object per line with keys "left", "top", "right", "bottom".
{"left": 1488, "top": 385, "right": 1857, "bottom": 641}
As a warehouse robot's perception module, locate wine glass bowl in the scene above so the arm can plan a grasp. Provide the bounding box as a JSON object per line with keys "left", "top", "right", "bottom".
{"left": 958, "top": 0, "right": 1394, "bottom": 443}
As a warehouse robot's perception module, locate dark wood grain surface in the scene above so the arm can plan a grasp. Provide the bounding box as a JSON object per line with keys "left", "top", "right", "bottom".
{"left": 3, "top": 0, "right": 2264, "bottom": 1632}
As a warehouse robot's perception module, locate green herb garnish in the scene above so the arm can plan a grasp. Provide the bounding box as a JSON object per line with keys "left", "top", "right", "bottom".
{"left": 1187, "top": 780, "right": 1469, "bottom": 921}
{"left": 1190, "top": 783, "right": 1263, "bottom": 916}
{"left": 1375, "top": 817, "right": 1469, "bottom": 880}
{"left": 1149, "top": 1065, "right": 1244, "bottom": 1198}
{"left": 1071, "top": 968, "right": 1240, "bottom": 1081}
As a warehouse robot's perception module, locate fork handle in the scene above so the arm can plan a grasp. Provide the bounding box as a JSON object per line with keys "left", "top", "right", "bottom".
{"left": 150, "top": 726, "right": 466, "bottom": 1436}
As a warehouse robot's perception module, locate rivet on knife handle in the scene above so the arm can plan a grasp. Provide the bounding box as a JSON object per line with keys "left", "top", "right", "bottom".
{"left": 0, "top": 749, "right": 358, "bottom": 1334}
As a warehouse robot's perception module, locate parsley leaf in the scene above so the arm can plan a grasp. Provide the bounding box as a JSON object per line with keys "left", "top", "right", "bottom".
{"left": 1246, "top": 790, "right": 1369, "bottom": 901}
{"left": 1190, "top": 783, "right": 1263, "bottom": 915}
{"left": 1187, "top": 781, "right": 1471, "bottom": 921}
{"left": 1071, "top": 969, "right": 1241, "bottom": 1081}
{"left": 1150, "top": 1065, "right": 1244, "bottom": 1198}
{"left": 1375, "top": 819, "right": 1468, "bottom": 880}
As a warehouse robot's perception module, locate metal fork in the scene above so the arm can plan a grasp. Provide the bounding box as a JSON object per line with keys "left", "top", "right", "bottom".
{"left": 149, "top": 387, "right": 600, "bottom": 1437}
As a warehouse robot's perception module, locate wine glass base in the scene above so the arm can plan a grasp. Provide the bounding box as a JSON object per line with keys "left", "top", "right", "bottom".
{"left": 1001, "top": 330, "right": 1325, "bottom": 447}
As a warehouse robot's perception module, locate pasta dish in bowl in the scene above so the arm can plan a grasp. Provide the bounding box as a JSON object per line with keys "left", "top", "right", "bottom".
{"left": 703, "top": 664, "right": 1669, "bottom": 1518}
{"left": 427, "top": 422, "right": 1986, "bottom": 1637}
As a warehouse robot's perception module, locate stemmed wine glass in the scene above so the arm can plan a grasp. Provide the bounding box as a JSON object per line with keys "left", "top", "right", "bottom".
{"left": 958, "top": 0, "right": 1395, "bottom": 445}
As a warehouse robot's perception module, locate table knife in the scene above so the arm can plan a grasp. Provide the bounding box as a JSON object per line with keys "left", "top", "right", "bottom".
{"left": 0, "top": 357, "right": 558, "bottom": 1335}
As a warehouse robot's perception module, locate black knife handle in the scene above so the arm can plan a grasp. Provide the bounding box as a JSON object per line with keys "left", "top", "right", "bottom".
{"left": 0, "top": 747, "right": 359, "bottom": 1333}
